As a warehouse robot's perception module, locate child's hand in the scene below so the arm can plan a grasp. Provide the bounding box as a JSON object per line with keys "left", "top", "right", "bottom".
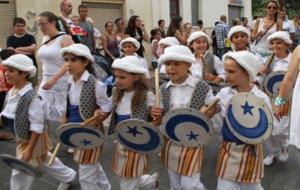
{"left": 42, "top": 79, "right": 55, "bottom": 90}
{"left": 151, "top": 106, "right": 163, "bottom": 121}
{"left": 93, "top": 109, "right": 109, "bottom": 122}
{"left": 204, "top": 73, "right": 217, "bottom": 81}
{"left": 21, "top": 148, "right": 33, "bottom": 162}
{"left": 259, "top": 65, "right": 269, "bottom": 74}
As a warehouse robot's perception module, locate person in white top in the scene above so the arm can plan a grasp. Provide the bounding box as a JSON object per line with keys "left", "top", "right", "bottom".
{"left": 187, "top": 31, "right": 225, "bottom": 83}
{"left": 60, "top": 44, "right": 112, "bottom": 190}
{"left": 60, "top": 0, "right": 73, "bottom": 26}
{"left": 279, "top": 9, "right": 295, "bottom": 41}
{"left": 150, "top": 28, "right": 162, "bottom": 69}
{"left": 37, "top": 11, "right": 74, "bottom": 121}
{"left": 1, "top": 54, "right": 76, "bottom": 190}
{"left": 259, "top": 31, "right": 292, "bottom": 166}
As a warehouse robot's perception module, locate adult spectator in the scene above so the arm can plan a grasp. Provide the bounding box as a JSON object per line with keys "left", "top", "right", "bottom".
{"left": 183, "top": 22, "right": 192, "bottom": 38}
{"left": 292, "top": 15, "right": 300, "bottom": 46}
{"left": 166, "top": 15, "right": 186, "bottom": 44}
{"left": 197, "top": 20, "right": 207, "bottom": 33}
{"left": 279, "top": 9, "right": 295, "bottom": 41}
{"left": 60, "top": 0, "right": 73, "bottom": 26}
{"left": 158, "top": 19, "right": 166, "bottom": 38}
{"left": 251, "top": 0, "right": 282, "bottom": 61}
{"left": 215, "top": 15, "right": 230, "bottom": 58}
{"left": 37, "top": 11, "right": 73, "bottom": 121}
{"left": 78, "top": 4, "right": 95, "bottom": 53}
{"left": 211, "top": 21, "right": 220, "bottom": 55}
{"left": 102, "top": 21, "right": 119, "bottom": 64}
{"left": 240, "top": 17, "right": 249, "bottom": 29}
{"left": 125, "top": 15, "right": 149, "bottom": 57}
{"left": 114, "top": 18, "right": 127, "bottom": 43}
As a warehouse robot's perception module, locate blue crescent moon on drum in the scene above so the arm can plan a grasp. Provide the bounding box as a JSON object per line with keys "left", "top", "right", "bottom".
{"left": 227, "top": 104, "right": 268, "bottom": 138}
{"left": 60, "top": 128, "right": 101, "bottom": 148}
{"left": 165, "top": 114, "right": 210, "bottom": 142}
{"left": 267, "top": 74, "right": 284, "bottom": 94}
{"left": 118, "top": 126, "right": 160, "bottom": 152}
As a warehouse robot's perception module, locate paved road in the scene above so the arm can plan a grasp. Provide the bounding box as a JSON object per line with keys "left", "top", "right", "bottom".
{"left": 0, "top": 124, "right": 300, "bottom": 190}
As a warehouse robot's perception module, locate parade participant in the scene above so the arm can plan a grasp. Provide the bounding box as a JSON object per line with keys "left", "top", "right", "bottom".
{"left": 37, "top": 11, "right": 74, "bottom": 122}
{"left": 275, "top": 45, "right": 300, "bottom": 151}
{"left": 1, "top": 54, "right": 76, "bottom": 190}
{"left": 150, "top": 28, "right": 161, "bottom": 69}
{"left": 251, "top": 0, "right": 282, "bottom": 62}
{"left": 119, "top": 37, "right": 150, "bottom": 78}
{"left": 151, "top": 45, "right": 216, "bottom": 190}
{"left": 188, "top": 31, "right": 225, "bottom": 83}
{"left": 110, "top": 56, "right": 159, "bottom": 190}
{"left": 227, "top": 25, "right": 251, "bottom": 52}
{"left": 261, "top": 31, "right": 292, "bottom": 166}
{"left": 60, "top": 44, "right": 111, "bottom": 190}
{"left": 212, "top": 51, "right": 272, "bottom": 190}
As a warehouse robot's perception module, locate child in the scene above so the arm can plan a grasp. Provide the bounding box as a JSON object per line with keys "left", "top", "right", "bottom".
{"left": 212, "top": 51, "right": 273, "bottom": 190}
{"left": 150, "top": 28, "right": 161, "bottom": 69}
{"left": 188, "top": 31, "right": 225, "bottom": 84}
{"left": 151, "top": 45, "right": 216, "bottom": 190}
{"left": 227, "top": 25, "right": 251, "bottom": 52}
{"left": 0, "top": 54, "right": 76, "bottom": 190}
{"left": 109, "top": 55, "right": 159, "bottom": 190}
{"left": 119, "top": 37, "right": 150, "bottom": 78}
{"left": 60, "top": 44, "right": 112, "bottom": 190}
{"left": 261, "top": 31, "right": 292, "bottom": 165}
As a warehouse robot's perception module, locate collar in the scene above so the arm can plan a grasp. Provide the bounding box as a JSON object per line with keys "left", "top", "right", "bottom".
{"left": 166, "top": 75, "right": 197, "bottom": 88}
{"left": 274, "top": 53, "right": 291, "bottom": 62}
{"left": 16, "top": 83, "right": 33, "bottom": 96}
{"left": 69, "top": 70, "right": 90, "bottom": 83}
{"left": 228, "top": 84, "right": 258, "bottom": 95}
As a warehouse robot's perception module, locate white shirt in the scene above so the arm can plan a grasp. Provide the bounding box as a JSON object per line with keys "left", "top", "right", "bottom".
{"left": 1, "top": 83, "right": 45, "bottom": 134}
{"left": 283, "top": 19, "right": 295, "bottom": 34}
{"left": 163, "top": 75, "right": 215, "bottom": 109}
{"left": 191, "top": 53, "right": 225, "bottom": 80}
{"left": 116, "top": 91, "right": 155, "bottom": 115}
{"left": 68, "top": 71, "right": 112, "bottom": 112}
{"left": 270, "top": 53, "right": 291, "bottom": 72}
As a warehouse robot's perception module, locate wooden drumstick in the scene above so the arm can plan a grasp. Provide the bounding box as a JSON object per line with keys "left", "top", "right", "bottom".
{"left": 48, "top": 114, "right": 101, "bottom": 166}
{"left": 201, "top": 98, "right": 220, "bottom": 114}
{"left": 155, "top": 68, "right": 160, "bottom": 107}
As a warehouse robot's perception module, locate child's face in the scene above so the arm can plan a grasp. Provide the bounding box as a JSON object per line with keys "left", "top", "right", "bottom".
{"left": 155, "top": 31, "right": 161, "bottom": 40}
{"left": 231, "top": 32, "right": 249, "bottom": 50}
{"left": 270, "top": 39, "right": 288, "bottom": 55}
{"left": 64, "top": 53, "right": 88, "bottom": 77}
{"left": 159, "top": 44, "right": 169, "bottom": 55}
{"left": 122, "top": 43, "right": 137, "bottom": 55}
{"left": 190, "top": 37, "right": 208, "bottom": 55}
{"left": 114, "top": 69, "right": 139, "bottom": 91}
{"left": 224, "top": 58, "right": 249, "bottom": 87}
{"left": 164, "top": 61, "right": 190, "bottom": 84}
{"left": 4, "top": 66, "right": 27, "bottom": 85}
{"left": 72, "top": 17, "right": 79, "bottom": 25}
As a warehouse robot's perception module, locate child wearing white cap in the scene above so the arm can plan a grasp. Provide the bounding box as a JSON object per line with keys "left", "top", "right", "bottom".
{"left": 109, "top": 56, "right": 159, "bottom": 190}
{"left": 260, "top": 31, "right": 292, "bottom": 166}
{"left": 211, "top": 51, "right": 275, "bottom": 190}
{"left": 158, "top": 37, "right": 179, "bottom": 75}
{"left": 151, "top": 45, "right": 216, "bottom": 190}
{"left": 188, "top": 31, "right": 225, "bottom": 84}
{"left": 227, "top": 25, "right": 251, "bottom": 52}
{"left": 0, "top": 54, "right": 76, "bottom": 190}
{"left": 119, "top": 37, "right": 150, "bottom": 78}
{"left": 60, "top": 43, "right": 112, "bottom": 190}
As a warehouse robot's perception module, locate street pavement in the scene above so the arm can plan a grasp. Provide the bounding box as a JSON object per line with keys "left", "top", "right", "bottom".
{"left": 0, "top": 124, "right": 300, "bottom": 190}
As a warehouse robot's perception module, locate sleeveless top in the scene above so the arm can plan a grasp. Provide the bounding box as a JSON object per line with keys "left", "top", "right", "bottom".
{"left": 255, "top": 19, "right": 277, "bottom": 55}
{"left": 37, "top": 34, "right": 68, "bottom": 77}
{"left": 105, "top": 34, "right": 120, "bottom": 57}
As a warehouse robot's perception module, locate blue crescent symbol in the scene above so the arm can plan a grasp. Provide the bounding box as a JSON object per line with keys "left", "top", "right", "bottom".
{"left": 267, "top": 74, "right": 284, "bottom": 94}
{"left": 165, "top": 114, "right": 210, "bottom": 142}
{"left": 227, "top": 104, "right": 268, "bottom": 138}
{"left": 118, "top": 126, "right": 160, "bottom": 152}
{"left": 60, "top": 127, "right": 101, "bottom": 148}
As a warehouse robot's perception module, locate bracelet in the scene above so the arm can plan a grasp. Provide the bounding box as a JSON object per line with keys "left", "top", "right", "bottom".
{"left": 274, "top": 96, "right": 286, "bottom": 106}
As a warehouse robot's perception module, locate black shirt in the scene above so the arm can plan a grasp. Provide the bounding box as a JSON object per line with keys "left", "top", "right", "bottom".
{"left": 6, "top": 34, "right": 37, "bottom": 66}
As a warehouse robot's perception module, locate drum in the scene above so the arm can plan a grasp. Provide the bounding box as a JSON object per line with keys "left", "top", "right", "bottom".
{"left": 225, "top": 93, "right": 273, "bottom": 144}
{"left": 55, "top": 123, "right": 105, "bottom": 150}
{"left": 115, "top": 119, "right": 163, "bottom": 154}
{"left": 0, "top": 154, "right": 42, "bottom": 178}
{"left": 160, "top": 108, "right": 214, "bottom": 147}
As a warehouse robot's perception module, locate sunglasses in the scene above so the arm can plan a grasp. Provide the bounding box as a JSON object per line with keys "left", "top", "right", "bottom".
{"left": 267, "top": 6, "right": 277, "bottom": 10}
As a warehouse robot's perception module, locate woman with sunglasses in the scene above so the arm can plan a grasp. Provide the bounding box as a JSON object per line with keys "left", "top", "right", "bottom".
{"left": 251, "top": 0, "right": 282, "bottom": 63}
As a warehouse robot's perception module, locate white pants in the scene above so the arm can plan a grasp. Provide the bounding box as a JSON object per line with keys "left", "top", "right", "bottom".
{"left": 11, "top": 152, "right": 76, "bottom": 190}
{"left": 217, "top": 178, "right": 264, "bottom": 190}
{"left": 167, "top": 169, "right": 206, "bottom": 190}
{"left": 79, "top": 163, "right": 111, "bottom": 190}
{"left": 119, "top": 174, "right": 157, "bottom": 190}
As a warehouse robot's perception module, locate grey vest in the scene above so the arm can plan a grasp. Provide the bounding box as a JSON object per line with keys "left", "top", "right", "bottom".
{"left": 15, "top": 89, "right": 37, "bottom": 141}
{"left": 108, "top": 91, "right": 150, "bottom": 135}
{"left": 203, "top": 52, "right": 217, "bottom": 75}
{"left": 79, "top": 75, "right": 98, "bottom": 120}
{"left": 161, "top": 80, "right": 210, "bottom": 112}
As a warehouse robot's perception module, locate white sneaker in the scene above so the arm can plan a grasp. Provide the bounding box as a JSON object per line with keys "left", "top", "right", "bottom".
{"left": 67, "top": 148, "right": 74, "bottom": 154}
{"left": 263, "top": 154, "right": 276, "bottom": 166}
{"left": 57, "top": 182, "right": 71, "bottom": 190}
{"left": 139, "top": 172, "right": 159, "bottom": 190}
{"left": 278, "top": 147, "right": 289, "bottom": 162}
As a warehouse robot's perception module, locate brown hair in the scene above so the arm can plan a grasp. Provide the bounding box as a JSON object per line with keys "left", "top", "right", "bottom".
{"left": 265, "top": 0, "right": 279, "bottom": 21}
{"left": 113, "top": 74, "right": 149, "bottom": 110}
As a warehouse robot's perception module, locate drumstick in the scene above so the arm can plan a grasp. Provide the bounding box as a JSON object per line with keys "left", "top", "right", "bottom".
{"left": 83, "top": 114, "right": 101, "bottom": 126}
{"left": 201, "top": 98, "right": 220, "bottom": 114}
{"left": 155, "top": 68, "right": 160, "bottom": 107}
{"left": 48, "top": 142, "right": 61, "bottom": 166}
